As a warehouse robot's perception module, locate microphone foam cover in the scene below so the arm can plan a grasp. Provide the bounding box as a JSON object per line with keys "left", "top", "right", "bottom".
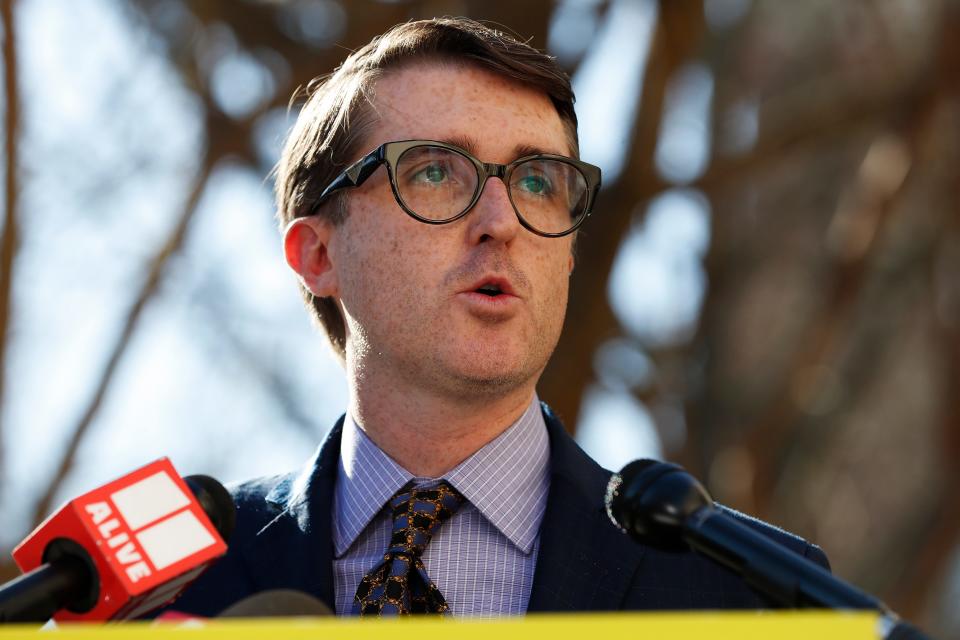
{"left": 218, "top": 590, "right": 333, "bottom": 618}
{"left": 184, "top": 475, "right": 236, "bottom": 542}
{"left": 606, "top": 458, "right": 713, "bottom": 550}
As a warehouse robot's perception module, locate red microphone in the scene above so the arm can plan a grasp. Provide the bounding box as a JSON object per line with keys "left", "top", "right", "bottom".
{"left": 1, "top": 458, "right": 234, "bottom": 623}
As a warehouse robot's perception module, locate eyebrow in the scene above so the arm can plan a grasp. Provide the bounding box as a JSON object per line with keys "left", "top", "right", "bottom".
{"left": 440, "top": 135, "right": 568, "bottom": 160}
{"left": 513, "top": 143, "right": 564, "bottom": 158}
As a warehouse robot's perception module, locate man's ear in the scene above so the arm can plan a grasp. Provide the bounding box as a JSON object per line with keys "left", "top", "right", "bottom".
{"left": 283, "top": 216, "right": 339, "bottom": 298}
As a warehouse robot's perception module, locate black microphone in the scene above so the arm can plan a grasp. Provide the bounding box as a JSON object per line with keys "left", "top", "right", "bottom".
{"left": 154, "top": 589, "right": 333, "bottom": 624}
{"left": 605, "top": 459, "right": 933, "bottom": 640}
{"left": 218, "top": 590, "right": 334, "bottom": 618}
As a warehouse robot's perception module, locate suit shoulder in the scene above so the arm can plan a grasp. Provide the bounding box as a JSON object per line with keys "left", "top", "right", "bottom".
{"left": 619, "top": 507, "right": 831, "bottom": 610}
{"left": 224, "top": 473, "right": 294, "bottom": 538}
{"left": 228, "top": 472, "right": 289, "bottom": 506}
{"left": 720, "top": 505, "right": 831, "bottom": 570}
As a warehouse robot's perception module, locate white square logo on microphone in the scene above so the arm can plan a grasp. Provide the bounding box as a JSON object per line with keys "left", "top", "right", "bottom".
{"left": 110, "top": 471, "right": 191, "bottom": 530}
{"left": 135, "top": 510, "right": 216, "bottom": 570}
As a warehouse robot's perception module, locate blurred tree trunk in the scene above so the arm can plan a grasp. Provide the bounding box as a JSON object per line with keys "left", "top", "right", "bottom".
{"left": 539, "top": 0, "right": 706, "bottom": 426}
{"left": 0, "top": 0, "right": 19, "bottom": 586}
{"left": 0, "top": 0, "right": 19, "bottom": 491}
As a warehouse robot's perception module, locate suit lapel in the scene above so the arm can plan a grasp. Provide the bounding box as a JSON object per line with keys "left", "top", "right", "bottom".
{"left": 527, "top": 406, "right": 646, "bottom": 611}
{"left": 239, "top": 417, "right": 343, "bottom": 609}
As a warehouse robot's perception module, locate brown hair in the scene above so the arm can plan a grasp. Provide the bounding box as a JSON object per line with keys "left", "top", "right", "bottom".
{"left": 274, "top": 16, "right": 579, "bottom": 362}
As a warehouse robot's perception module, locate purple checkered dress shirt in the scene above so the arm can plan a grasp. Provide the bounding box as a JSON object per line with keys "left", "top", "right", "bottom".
{"left": 332, "top": 395, "right": 550, "bottom": 617}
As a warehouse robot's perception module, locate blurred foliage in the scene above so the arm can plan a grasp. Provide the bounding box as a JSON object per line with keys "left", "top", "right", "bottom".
{"left": 0, "top": 0, "right": 958, "bottom": 635}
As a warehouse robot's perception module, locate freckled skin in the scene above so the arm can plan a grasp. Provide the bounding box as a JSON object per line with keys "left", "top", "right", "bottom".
{"left": 295, "top": 62, "right": 576, "bottom": 475}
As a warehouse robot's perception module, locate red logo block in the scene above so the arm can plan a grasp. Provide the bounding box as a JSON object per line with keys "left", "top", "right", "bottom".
{"left": 13, "top": 458, "right": 227, "bottom": 621}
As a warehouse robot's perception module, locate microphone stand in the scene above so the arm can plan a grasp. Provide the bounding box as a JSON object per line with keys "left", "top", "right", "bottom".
{"left": 0, "top": 538, "right": 98, "bottom": 623}
{"left": 606, "top": 460, "right": 934, "bottom": 640}
{"left": 0, "top": 556, "right": 91, "bottom": 623}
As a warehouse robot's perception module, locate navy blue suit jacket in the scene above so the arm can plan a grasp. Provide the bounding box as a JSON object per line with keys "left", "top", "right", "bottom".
{"left": 167, "top": 405, "right": 829, "bottom": 615}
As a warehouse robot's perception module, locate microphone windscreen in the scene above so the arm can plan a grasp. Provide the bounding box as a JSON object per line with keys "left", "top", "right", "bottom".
{"left": 184, "top": 475, "right": 236, "bottom": 542}
{"left": 218, "top": 590, "right": 334, "bottom": 618}
{"left": 605, "top": 458, "right": 712, "bottom": 550}
{"left": 604, "top": 458, "right": 669, "bottom": 532}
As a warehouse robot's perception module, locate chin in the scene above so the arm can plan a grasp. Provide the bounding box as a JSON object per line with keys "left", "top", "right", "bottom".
{"left": 427, "top": 328, "right": 558, "bottom": 396}
{"left": 436, "top": 352, "right": 542, "bottom": 398}
{"left": 443, "top": 370, "right": 531, "bottom": 399}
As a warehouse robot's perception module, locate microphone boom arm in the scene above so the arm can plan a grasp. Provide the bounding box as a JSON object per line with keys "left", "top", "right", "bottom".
{"left": 605, "top": 459, "right": 934, "bottom": 640}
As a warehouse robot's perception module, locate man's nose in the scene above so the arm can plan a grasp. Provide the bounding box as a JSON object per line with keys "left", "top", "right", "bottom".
{"left": 467, "top": 177, "right": 521, "bottom": 245}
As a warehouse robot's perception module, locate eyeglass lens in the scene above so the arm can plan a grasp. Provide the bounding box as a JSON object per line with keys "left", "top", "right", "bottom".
{"left": 394, "top": 145, "right": 589, "bottom": 235}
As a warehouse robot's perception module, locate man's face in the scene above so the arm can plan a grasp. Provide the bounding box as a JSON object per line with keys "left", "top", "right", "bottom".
{"left": 325, "top": 62, "right": 576, "bottom": 400}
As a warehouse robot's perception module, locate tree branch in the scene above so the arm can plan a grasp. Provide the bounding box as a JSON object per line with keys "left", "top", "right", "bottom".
{"left": 29, "top": 154, "right": 214, "bottom": 529}
{"left": 538, "top": 0, "right": 706, "bottom": 431}
{"left": 0, "top": 0, "right": 19, "bottom": 490}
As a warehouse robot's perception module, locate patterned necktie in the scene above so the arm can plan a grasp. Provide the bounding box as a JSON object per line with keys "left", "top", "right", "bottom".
{"left": 353, "top": 481, "right": 465, "bottom": 616}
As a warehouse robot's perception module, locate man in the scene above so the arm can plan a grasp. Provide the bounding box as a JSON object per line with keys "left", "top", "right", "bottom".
{"left": 170, "top": 17, "right": 828, "bottom": 617}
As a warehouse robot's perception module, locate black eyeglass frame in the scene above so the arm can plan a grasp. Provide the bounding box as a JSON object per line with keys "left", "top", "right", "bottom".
{"left": 315, "top": 139, "right": 602, "bottom": 238}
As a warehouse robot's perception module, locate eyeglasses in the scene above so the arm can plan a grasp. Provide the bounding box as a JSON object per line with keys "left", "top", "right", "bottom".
{"left": 316, "top": 140, "right": 601, "bottom": 238}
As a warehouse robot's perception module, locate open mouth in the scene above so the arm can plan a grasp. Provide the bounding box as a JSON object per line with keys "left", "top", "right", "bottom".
{"left": 475, "top": 283, "right": 503, "bottom": 297}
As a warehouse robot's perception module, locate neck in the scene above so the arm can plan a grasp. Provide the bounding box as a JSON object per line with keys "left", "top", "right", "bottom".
{"left": 347, "top": 372, "right": 537, "bottom": 478}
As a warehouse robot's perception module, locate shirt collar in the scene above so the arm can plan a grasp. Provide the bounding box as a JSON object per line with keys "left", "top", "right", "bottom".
{"left": 333, "top": 414, "right": 412, "bottom": 556}
{"left": 333, "top": 395, "right": 550, "bottom": 557}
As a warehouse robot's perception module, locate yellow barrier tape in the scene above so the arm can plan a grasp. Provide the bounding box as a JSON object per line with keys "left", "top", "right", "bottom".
{"left": 0, "top": 611, "right": 880, "bottom": 639}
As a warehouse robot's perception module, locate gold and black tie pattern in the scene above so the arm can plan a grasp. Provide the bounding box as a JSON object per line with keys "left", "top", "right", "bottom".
{"left": 353, "top": 481, "right": 465, "bottom": 616}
